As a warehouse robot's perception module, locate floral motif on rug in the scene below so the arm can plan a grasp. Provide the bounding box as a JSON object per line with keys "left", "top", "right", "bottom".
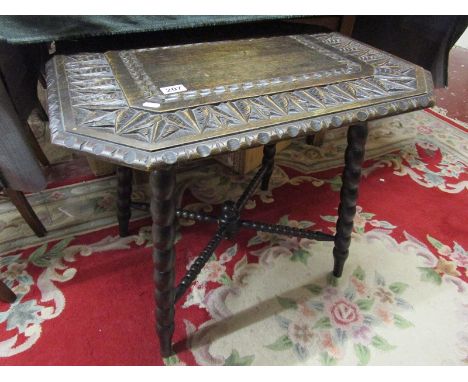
{"left": 181, "top": 211, "right": 467, "bottom": 366}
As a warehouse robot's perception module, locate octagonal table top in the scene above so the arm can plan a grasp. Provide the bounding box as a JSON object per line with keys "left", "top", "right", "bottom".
{"left": 46, "top": 32, "right": 434, "bottom": 170}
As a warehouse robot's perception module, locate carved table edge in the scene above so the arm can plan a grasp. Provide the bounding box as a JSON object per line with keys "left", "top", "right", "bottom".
{"left": 46, "top": 43, "right": 435, "bottom": 171}
{"left": 47, "top": 67, "right": 435, "bottom": 171}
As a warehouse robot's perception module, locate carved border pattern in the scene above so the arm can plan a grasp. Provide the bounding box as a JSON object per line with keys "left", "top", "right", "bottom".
{"left": 312, "top": 34, "right": 414, "bottom": 73}
{"left": 117, "top": 35, "right": 364, "bottom": 104}
{"left": 311, "top": 34, "right": 417, "bottom": 80}
{"left": 47, "top": 33, "right": 434, "bottom": 170}
{"left": 64, "top": 54, "right": 128, "bottom": 110}
{"left": 119, "top": 50, "right": 160, "bottom": 99}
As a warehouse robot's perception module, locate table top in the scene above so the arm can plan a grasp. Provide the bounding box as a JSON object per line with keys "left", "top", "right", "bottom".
{"left": 46, "top": 33, "right": 434, "bottom": 170}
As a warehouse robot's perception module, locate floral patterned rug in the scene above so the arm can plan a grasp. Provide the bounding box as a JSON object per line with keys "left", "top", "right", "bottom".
{"left": 0, "top": 109, "right": 467, "bottom": 365}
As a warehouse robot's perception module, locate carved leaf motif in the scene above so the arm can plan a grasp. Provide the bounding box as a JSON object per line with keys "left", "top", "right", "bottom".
{"left": 115, "top": 108, "right": 138, "bottom": 130}
{"left": 114, "top": 109, "right": 159, "bottom": 142}
{"left": 341, "top": 83, "right": 375, "bottom": 100}
{"left": 271, "top": 94, "right": 289, "bottom": 113}
{"left": 256, "top": 97, "right": 287, "bottom": 117}
{"left": 67, "top": 66, "right": 111, "bottom": 76}
{"left": 292, "top": 90, "right": 324, "bottom": 110}
{"left": 122, "top": 112, "right": 156, "bottom": 134}
{"left": 65, "top": 53, "right": 107, "bottom": 64}
{"left": 325, "top": 84, "right": 357, "bottom": 103}
{"left": 210, "top": 104, "right": 243, "bottom": 126}
{"left": 150, "top": 112, "right": 200, "bottom": 142}
{"left": 79, "top": 108, "right": 119, "bottom": 127}
{"left": 354, "top": 78, "right": 387, "bottom": 96}
{"left": 175, "top": 110, "right": 202, "bottom": 132}
{"left": 249, "top": 98, "right": 283, "bottom": 119}
{"left": 270, "top": 94, "right": 305, "bottom": 114}
{"left": 341, "top": 45, "right": 361, "bottom": 54}
{"left": 193, "top": 104, "right": 243, "bottom": 130}
{"left": 163, "top": 113, "right": 194, "bottom": 131}
{"left": 153, "top": 119, "right": 180, "bottom": 141}
{"left": 192, "top": 106, "right": 212, "bottom": 130}
{"left": 232, "top": 100, "right": 253, "bottom": 122}
{"left": 70, "top": 92, "right": 126, "bottom": 110}
{"left": 69, "top": 79, "right": 120, "bottom": 93}
{"left": 360, "top": 53, "right": 387, "bottom": 64}
{"left": 306, "top": 87, "right": 339, "bottom": 106}
{"left": 339, "top": 83, "right": 359, "bottom": 97}
{"left": 285, "top": 94, "right": 308, "bottom": 113}
{"left": 375, "top": 77, "right": 417, "bottom": 92}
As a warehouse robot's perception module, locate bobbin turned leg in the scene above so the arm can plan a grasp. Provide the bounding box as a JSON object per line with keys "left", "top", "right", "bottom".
{"left": 333, "top": 123, "right": 368, "bottom": 277}
{"left": 260, "top": 143, "right": 276, "bottom": 191}
{"left": 150, "top": 168, "right": 177, "bottom": 358}
{"left": 116, "top": 166, "right": 133, "bottom": 237}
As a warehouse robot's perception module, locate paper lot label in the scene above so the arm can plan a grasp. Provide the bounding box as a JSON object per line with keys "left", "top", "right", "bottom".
{"left": 160, "top": 84, "right": 187, "bottom": 95}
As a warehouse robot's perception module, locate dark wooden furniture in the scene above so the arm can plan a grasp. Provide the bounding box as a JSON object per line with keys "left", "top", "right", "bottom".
{"left": 0, "top": 280, "right": 16, "bottom": 303}
{"left": 0, "top": 75, "right": 47, "bottom": 239}
{"left": 0, "top": 187, "right": 46, "bottom": 238}
{"left": 45, "top": 33, "right": 434, "bottom": 358}
{"left": 0, "top": 72, "right": 48, "bottom": 304}
{"left": 0, "top": 172, "right": 46, "bottom": 306}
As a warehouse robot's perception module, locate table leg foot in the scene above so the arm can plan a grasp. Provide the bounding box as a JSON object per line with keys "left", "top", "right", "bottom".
{"left": 150, "top": 168, "right": 176, "bottom": 358}
{"left": 333, "top": 123, "right": 368, "bottom": 277}
{"left": 260, "top": 143, "right": 276, "bottom": 191}
{"left": 116, "top": 166, "right": 132, "bottom": 237}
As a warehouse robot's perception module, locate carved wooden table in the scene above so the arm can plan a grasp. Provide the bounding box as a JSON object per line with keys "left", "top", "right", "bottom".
{"left": 45, "top": 33, "right": 434, "bottom": 358}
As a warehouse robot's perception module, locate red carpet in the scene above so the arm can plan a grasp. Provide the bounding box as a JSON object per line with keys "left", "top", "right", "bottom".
{"left": 0, "top": 110, "right": 467, "bottom": 365}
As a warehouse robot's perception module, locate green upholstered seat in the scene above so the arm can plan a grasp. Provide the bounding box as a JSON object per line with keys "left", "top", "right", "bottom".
{"left": 0, "top": 16, "right": 295, "bottom": 44}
